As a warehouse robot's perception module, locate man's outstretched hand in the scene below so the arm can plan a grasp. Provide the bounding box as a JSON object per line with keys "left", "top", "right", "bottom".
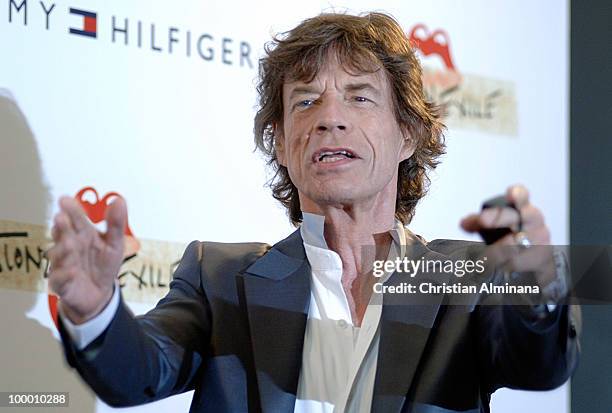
{"left": 460, "top": 184, "right": 556, "bottom": 287}
{"left": 47, "top": 195, "right": 127, "bottom": 325}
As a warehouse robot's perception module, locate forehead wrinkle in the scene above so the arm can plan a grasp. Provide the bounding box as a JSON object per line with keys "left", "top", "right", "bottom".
{"left": 286, "top": 47, "right": 382, "bottom": 84}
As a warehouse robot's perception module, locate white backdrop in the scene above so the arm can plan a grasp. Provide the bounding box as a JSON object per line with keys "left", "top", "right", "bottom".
{"left": 0, "top": 0, "right": 569, "bottom": 412}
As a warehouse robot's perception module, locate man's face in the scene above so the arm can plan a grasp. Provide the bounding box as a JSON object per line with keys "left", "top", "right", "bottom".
{"left": 276, "top": 57, "right": 414, "bottom": 212}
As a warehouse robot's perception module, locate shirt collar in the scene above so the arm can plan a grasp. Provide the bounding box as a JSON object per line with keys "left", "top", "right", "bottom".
{"left": 299, "top": 212, "right": 407, "bottom": 271}
{"left": 300, "top": 212, "right": 329, "bottom": 250}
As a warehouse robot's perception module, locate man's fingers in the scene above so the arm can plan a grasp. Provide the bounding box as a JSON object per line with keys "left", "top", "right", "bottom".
{"left": 485, "top": 233, "right": 521, "bottom": 266}
{"left": 526, "top": 225, "right": 551, "bottom": 244}
{"left": 46, "top": 242, "right": 69, "bottom": 267}
{"left": 51, "top": 223, "right": 61, "bottom": 242}
{"left": 486, "top": 237, "right": 549, "bottom": 271}
{"left": 506, "top": 184, "right": 529, "bottom": 209}
{"left": 52, "top": 211, "right": 76, "bottom": 241}
{"left": 104, "top": 197, "right": 127, "bottom": 248}
{"left": 462, "top": 204, "right": 543, "bottom": 233}
{"left": 59, "top": 196, "right": 91, "bottom": 233}
{"left": 460, "top": 214, "right": 481, "bottom": 232}
{"left": 520, "top": 204, "right": 545, "bottom": 229}
{"left": 47, "top": 237, "right": 81, "bottom": 273}
{"left": 47, "top": 242, "right": 77, "bottom": 291}
{"left": 475, "top": 207, "right": 520, "bottom": 230}
{"left": 48, "top": 266, "right": 80, "bottom": 297}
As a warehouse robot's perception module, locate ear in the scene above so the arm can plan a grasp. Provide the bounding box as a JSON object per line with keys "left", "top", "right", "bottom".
{"left": 399, "top": 129, "right": 416, "bottom": 162}
{"left": 273, "top": 122, "right": 287, "bottom": 167}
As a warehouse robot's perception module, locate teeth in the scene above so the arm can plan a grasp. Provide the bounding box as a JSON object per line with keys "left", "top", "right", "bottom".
{"left": 321, "top": 156, "right": 345, "bottom": 163}
{"left": 317, "top": 150, "right": 354, "bottom": 162}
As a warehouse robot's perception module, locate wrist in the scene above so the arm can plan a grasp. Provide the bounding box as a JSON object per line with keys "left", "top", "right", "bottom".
{"left": 60, "top": 285, "right": 115, "bottom": 325}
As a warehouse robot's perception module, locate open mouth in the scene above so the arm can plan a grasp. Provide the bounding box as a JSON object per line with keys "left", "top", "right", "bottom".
{"left": 313, "top": 148, "right": 357, "bottom": 163}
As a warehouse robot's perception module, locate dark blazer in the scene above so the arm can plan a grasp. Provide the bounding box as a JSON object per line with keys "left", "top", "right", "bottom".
{"left": 58, "top": 228, "right": 580, "bottom": 413}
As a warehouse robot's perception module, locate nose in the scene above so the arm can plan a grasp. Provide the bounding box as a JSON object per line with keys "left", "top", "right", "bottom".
{"left": 313, "top": 97, "right": 351, "bottom": 134}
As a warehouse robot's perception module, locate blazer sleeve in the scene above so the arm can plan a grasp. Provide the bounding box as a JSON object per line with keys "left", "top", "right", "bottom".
{"left": 58, "top": 240, "right": 211, "bottom": 407}
{"left": 476, "top": 296, "right": 581, "bottom": 394}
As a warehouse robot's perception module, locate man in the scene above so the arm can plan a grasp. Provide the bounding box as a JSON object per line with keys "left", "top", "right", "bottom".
{"left": 48, "top": 12, "right": 579, "bottom": 413}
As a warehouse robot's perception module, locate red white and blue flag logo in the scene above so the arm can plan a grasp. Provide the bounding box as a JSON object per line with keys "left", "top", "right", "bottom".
{"left": 69, "top": 8, "right": 97, "bottom": 38}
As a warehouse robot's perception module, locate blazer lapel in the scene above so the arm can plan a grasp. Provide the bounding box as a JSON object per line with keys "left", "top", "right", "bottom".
{"left": 241, "top": 229, "right": 311, "bottom": 413}
{"left": 372, "top": 231, "right": 451, "bottom": 413}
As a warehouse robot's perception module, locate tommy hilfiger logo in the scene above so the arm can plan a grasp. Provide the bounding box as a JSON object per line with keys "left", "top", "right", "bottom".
{"left": 69, "top": 8, "right": 96, "bottom": 38}
{"left": 6, "top": 0, "right": 255, "bottom": 68}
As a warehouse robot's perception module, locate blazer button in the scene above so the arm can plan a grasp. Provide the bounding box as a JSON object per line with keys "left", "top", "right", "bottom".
{"left": 569, "top": 322, "right": 577, "bottom": 338}
{"left": 144, "top": 386, "right": 155, "bottom": 398}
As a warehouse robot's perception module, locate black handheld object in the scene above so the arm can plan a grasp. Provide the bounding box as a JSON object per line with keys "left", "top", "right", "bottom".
{"left": 478, "top": 195, "right": 517, "bottom": 245}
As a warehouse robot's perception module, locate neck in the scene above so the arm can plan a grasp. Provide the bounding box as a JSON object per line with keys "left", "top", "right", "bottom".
{"left": 300, "top": 189, "right": 398, "bottom": 326}
{"left": 323, "top": 206, "right": 394, "bottom": 273}
{"left": 300, "top": 183, "right": 398, "bottom": 273}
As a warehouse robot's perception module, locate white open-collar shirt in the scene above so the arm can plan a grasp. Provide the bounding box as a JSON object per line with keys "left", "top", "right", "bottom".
{"left": 296, "top": 212, "right": 406, "bottom": 413}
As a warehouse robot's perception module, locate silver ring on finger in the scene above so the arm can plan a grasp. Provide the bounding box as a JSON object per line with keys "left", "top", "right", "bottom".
{"left": 514, "top": 231, "right": 531, "bottom": 249}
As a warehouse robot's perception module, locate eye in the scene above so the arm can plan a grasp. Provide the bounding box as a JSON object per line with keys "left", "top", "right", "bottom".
{"left": 353, "top": 96, "right": 370, "bottom": 103}
{"left": 294, "top": 99, "right": 315, "bottom": 110}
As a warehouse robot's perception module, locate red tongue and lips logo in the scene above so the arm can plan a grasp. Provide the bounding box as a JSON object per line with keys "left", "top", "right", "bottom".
{"left": 409, "top": 24, "right": 456, "bottom": 71}
{"left": 48, "top": 187, "right": 140, "bottom": 329}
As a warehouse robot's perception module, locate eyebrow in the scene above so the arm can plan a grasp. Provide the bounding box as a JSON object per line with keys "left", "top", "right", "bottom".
{"left": 288, "top": 81, "right": 381, "bottom": 100}
{"left": 288, "top": 86, "right": 319, "bottom": 100}
{"left": 344, "top": 82, "right": 380, "bottom": 97}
